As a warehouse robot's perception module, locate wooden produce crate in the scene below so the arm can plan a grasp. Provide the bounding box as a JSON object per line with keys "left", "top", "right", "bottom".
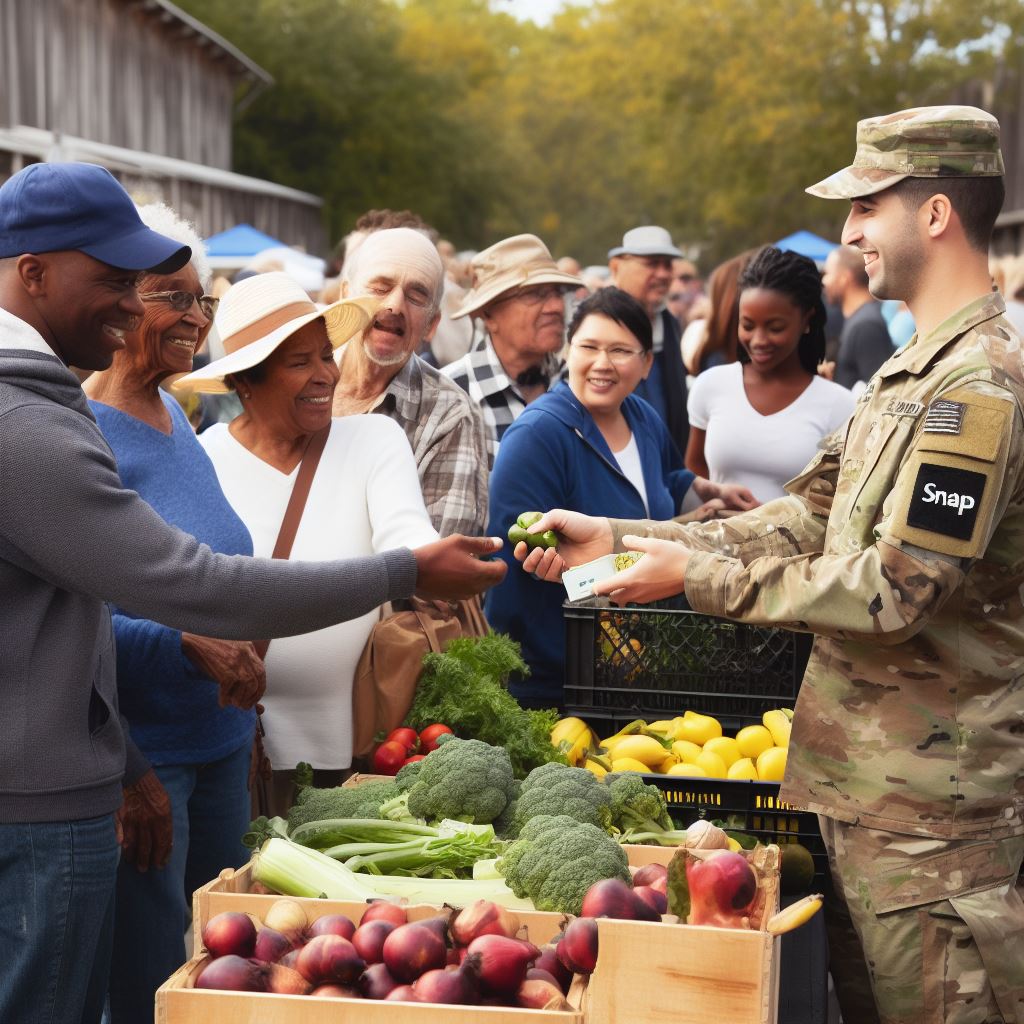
{"left": 162, "top": 889, "right": 585, "bottom": 1024}
{"left": 585, "top": 844, "right": 781, "bottom": 1024}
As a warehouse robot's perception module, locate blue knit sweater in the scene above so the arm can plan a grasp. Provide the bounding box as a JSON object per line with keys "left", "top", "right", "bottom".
{"left": 485, "top": 381, "right": 694, "bottom": 706}
{"left": 90, "top": 393, "right": 256, "bottom": 764}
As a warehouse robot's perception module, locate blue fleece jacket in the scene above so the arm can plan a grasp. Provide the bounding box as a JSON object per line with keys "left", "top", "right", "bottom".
{"left": 485, "top": 381, "right": 694, "bottom": 707}
{"left": 90, "top": 394, "right": 256, "bottom": 764}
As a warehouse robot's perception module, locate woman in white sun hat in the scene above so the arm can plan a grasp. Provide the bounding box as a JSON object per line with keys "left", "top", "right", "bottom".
{"left": 175, "top": 272, "right": 439, "bottom": 812}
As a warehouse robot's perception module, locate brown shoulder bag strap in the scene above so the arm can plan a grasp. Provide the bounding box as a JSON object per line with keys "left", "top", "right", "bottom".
{"left": 252, "top": 425, "right": 330, "bottom": 660}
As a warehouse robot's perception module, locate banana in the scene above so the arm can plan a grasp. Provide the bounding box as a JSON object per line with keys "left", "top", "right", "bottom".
{"left": 765, "top": 893, "right": 824, "bottom": 935}
{"left": 763, "top": 709, "right": 792, "bottom": 748}
{"left": 608, "top": 734, "right": 669, "bottom": 769}
{"left": 551, "top": 717, "right": 596, "bottom": 766}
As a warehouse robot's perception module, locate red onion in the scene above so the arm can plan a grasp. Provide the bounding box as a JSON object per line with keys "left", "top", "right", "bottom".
{"left": 359, "top": 962, "right": 402, "bottom": 1000}
{"left": 557, "top": 917, "right": 598, "bottom": 975}
{"left": 385, "top": 985, "right": 420, "bottom": 1002}
{"left": 686, "top": 851, "right": 758, "bottom": 927}
{"left": 526, "top": 967, "right": 563, "bottom": 989}
{"left": 581, "top": 878, "right": 659, "bottom": 921}
{"left": 195, "top": 955, "right": 267, "bottom": 992}
{"left": 308, "top": 914, "right": 356, "bottom": 941}
{"left": 295, "top": 934, "right": 365, "bottom": 986}
{"left": 278, "top": 949, "right": 301, "bottom": 970}
{"left": 450, "top": 899, "right": 520, "bottom": 945}
{"left": 517, "top": 977, "right": 572, "bottom": 1011}
{"left": 633, "top": 885, "right": 668, "bottom": 916}
{"left": 465, "top": 934, "right": 539, "bottom": 994}
{"left": 201, "top": 912, "right": 257, "bottom": 959}
{"left": 361, "top": 901, "right": 407, "bottom": 927}
{"left": 253, "top": 926, "right": 293, "bottom": 964}
{"left": 534, "top": 947, "right": 572, "bottom": 992}
{"left": 632, "top": 862, "right": 668, "bottom": 888}
{"left": 416, "top": 915, "right": 451, "bottom": 945}
{"left": 351, "top": 919, "right": 396, "bottom": 964}
{"left": 382, "top": 922, "right": 448, "bottom": 982}
{"left": 412, "top": 964, "right": 479, "bottom": 1005}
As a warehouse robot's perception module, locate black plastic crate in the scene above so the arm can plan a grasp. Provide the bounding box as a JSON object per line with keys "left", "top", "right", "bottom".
{"left": 564, "top": 596, "right": 809, "bottom": 730}
{"left": 642, "top": 772, "right": 828, "bottom": 888}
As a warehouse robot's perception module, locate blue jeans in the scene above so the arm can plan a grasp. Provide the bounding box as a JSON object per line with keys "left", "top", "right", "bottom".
{"left": 0, "top": 813, "right": 120, "bottom": 1024}
{"left": 107, "top": 741, "right": 252, "bottom": 1024}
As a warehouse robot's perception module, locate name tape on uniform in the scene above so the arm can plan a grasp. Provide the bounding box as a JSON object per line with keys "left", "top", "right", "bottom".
{"left": 906, "top": 463, "right": 985, "bottom": 541}
{"left": 923, "top": 399, "right": 965, "bottom": 435}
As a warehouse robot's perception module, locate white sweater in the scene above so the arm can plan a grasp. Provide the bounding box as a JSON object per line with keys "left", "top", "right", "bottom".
{"left": 687, "top": 362, "right": 856, "bottom": 503}
{"left": 201, "top": 416, "right": 438, "bottom": 769}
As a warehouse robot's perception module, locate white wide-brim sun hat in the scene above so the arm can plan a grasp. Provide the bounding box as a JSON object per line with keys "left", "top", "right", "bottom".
{"left": 173, "top": 271, "right": 378, "bottom": 395}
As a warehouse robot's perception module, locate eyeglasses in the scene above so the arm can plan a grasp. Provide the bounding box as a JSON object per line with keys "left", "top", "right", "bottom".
{"left": 503, "top": 284, "right": 570, "bottom": 306}
{"left": 139, "top": 290, "right": 219, "bottom": 320}
{"left": 571, "top": 341, "right": 645, "bottom": 365}
{"left": 620, "top": 255, "right": 674, "bottom": 271}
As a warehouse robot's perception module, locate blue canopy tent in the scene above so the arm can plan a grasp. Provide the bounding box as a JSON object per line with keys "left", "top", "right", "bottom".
{"left": 204, "top": 224, "right": 285, "bottom": 269}
{"left": 774, "top": 230, "right": 839, "bottom": 264}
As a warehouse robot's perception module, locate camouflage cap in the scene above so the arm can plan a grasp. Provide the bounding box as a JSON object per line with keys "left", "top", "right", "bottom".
{"left": 807, "top": 105, "right": 1003, "bottom": 200}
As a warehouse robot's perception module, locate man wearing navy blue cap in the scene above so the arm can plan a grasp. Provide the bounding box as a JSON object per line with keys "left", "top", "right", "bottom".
{"left": 0, "top": 162, "right": 506, "bottom": 1023}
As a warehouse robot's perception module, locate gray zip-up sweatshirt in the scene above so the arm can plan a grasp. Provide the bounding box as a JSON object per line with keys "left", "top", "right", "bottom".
{"left": 0, "top": 349, "right": 418, "bottom": 824}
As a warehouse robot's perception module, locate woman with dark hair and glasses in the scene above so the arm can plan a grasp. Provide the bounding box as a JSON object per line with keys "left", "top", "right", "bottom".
{"left": 485, "top": 286, "right": 757, "bottom": 708}
{"left": 83, "top": 203, "right": 266, "bottom": 1023}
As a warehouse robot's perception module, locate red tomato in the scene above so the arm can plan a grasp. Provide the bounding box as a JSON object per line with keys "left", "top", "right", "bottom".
{"left": 402, "top": 754, "right": 427, "bottom": 766}
{"left": 373, "top": 740, "right": 408, "bottom": 776}
{"left": 386, "top": 727, "right": 420, "bottom": 754}
{"left": 418, "top": 724, "right": 454, "bottom": 754}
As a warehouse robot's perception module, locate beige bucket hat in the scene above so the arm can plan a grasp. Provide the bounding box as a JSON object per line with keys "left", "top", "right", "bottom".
{"left": 173, "top": 272, "right": 376, "bottom": 394}
{"left": 451, "top": 234, "right": 583, "bottom": 319}
{"left": 807, "top": 105, "right": 1003, "bottom": 201}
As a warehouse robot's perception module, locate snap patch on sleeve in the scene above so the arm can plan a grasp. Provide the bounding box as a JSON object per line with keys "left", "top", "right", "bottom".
{"left": 905, "top": 463, "right": 985, "bottom": 540}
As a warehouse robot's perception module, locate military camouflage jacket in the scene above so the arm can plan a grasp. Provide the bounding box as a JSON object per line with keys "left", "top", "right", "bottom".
{"left": 611, "top": 293, "right": 1024, "bottom": 838}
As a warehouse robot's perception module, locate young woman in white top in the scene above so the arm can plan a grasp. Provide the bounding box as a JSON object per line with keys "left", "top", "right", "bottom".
{"left": 686, "top": 246, "right": 856, "bottom": 503}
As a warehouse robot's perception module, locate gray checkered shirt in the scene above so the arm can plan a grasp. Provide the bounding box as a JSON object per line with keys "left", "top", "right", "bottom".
{"left": 440, "top": 333, "right": 563, "bottom": 468}
{"left": 372, "top": 355, "right": 490, "bottom": 538}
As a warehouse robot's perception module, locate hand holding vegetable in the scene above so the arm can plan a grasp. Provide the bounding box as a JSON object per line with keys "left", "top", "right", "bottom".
{"left": 591, "top": 534, "right": 691, "bottom": 605}
{"left": 512, "top": 510, "right": 613, "bottom": 583}
{"left": 181, "top": 633, "right": 266, "bottom": 710}
{"left": 117, "top": 768, "right": 173, "bottom": 871}
{"left": 413, "top": 535, "right": 507, "bottom": 601}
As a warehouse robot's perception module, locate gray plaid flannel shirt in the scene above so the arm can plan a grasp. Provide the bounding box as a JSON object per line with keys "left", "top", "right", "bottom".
{"left": 373, "top": 355, "right": 490, "bottom": 537}
{"left": 440, "top": 333, "right": 563, "bottom": 468}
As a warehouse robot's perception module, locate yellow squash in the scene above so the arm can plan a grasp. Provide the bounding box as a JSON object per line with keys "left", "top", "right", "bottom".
{"left": 550, "top": 717, "right": 597, "bottom": 767}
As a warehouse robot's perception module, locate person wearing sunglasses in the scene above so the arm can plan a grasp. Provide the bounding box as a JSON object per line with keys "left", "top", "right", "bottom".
{"left": 82, "top": 202, "right": 268, "bottom": 1022}
{"left": 485, "top": 286, "right": 757, "bottom": 709}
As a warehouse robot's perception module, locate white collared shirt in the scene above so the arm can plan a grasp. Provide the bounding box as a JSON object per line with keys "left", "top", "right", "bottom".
{"left": 0, "top": 307, "right": 60, "bottom": 358}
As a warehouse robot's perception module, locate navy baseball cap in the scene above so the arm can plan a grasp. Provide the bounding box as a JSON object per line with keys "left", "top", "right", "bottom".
{"left": 0, "top": 162, "right": 190, "bottom": 273}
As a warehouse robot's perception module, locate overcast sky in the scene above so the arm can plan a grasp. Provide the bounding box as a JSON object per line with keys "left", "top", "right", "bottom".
{"left": 496, "top": 0, "right": 582, "bottom": 25}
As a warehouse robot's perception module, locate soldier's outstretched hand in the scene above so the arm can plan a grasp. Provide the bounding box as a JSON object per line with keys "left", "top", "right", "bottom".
{"left": 513, "top": 509, "right": 613, "bottom": 582}
{"left": 591, "top": 534, "right": 691, "bottom": 605}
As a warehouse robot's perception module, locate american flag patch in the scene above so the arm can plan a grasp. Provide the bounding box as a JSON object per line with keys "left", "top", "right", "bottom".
{"left": 924, "top": 400, "right": 965, "bottom": 435}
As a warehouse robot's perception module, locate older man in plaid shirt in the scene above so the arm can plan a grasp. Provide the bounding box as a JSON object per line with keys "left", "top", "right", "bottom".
{"left": 442, "top": 234, "right": 583, "bottom": 466}
{"left": 333, "top": 227, "right": 489, "bottom": 537}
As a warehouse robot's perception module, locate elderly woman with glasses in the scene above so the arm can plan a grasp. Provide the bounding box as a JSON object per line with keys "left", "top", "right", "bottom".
{"left": 485, "top": 287, "right": 758, "bottom": 709}
{"left": 82, "top": 203, "right": 266, "bottom": 1023}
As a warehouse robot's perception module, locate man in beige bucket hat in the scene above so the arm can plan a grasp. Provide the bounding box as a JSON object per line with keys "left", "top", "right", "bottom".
{"left": 441, "top": 233, "right": 583, "bottom": 464}
{"left": 512, "top": 106, "right": 1024, "bottom": 1024}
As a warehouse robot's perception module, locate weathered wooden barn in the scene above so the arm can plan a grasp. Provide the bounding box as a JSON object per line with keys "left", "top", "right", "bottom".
{"left": 0, "top": 0, "right": 325, "bottom": 254}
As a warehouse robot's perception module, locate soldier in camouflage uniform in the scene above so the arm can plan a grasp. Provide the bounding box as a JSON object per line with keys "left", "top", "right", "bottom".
{"left": 518, "top": 107, "right": 1024, "bottom": 1023}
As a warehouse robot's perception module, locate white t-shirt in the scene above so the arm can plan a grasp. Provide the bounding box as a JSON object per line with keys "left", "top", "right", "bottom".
{"left": 687, "top": 362, "right": 856, "bottom": 503}
{"left": 200, "top": 415, "right": 437, "bottom": 770}
{"left": 612, "top": 433, "right": 649, "bottom": 516}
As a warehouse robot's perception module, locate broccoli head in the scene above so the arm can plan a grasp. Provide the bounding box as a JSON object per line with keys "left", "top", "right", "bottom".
{"left": 286, "top": 779, "right": 403, "bottom": 831}
{"left": 499, "top": 814, "right": 631, "bottom": 915}
{"left": 395, "top": 757, "right": 425, "bottom": 791}
{"left": 607, "top": 772, "right": 674, "bottom": 834}
{"left": 405, "top": 736, "right": 516, "bottom": 824}
{"left": 503, "top": 762, "right": 613, "bottom": 838}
